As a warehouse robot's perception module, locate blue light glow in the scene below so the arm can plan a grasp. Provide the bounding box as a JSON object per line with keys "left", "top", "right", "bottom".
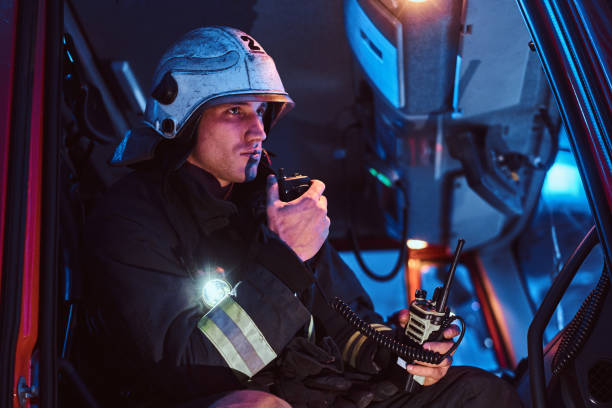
{"left": 452, "top": 55, "right": 462, "bottom": 114}
{"left": 542, "top": 161, "right": 583, "bottom": 197}
{"left": 339, "top": 250, "right": 407, "bottom": 319}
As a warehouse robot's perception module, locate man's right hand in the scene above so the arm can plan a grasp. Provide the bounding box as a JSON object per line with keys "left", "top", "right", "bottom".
{"left": 266, "top": 174, "right": 330, "bottom": 262}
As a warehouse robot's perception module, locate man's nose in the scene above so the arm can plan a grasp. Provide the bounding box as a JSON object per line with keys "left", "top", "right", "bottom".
{"left": 246, "top": 113, "right": 267, "bottom": 142}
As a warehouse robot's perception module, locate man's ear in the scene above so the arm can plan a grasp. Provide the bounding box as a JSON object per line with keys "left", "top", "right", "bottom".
{"left": 158, "top": 111, "right": 202, "bottom": 171}
{"left": 263, "top": 103, "right": 279, "bottom": 133}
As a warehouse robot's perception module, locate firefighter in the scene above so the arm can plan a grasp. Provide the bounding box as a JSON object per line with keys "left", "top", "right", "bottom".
{"left": 82, "top": 27, "right": 522, "bottom": 407}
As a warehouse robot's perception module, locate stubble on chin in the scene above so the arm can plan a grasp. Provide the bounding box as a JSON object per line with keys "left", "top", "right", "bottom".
{"left": 243, "top": 158, "right": 260, "bottom": 182}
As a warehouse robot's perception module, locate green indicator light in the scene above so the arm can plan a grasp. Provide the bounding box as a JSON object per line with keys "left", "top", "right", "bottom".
{"left": 377, "top": 174, "right": 392, "bottom": 188}
{"left": 368, "top": 167, "right": 393, "bottom": 187}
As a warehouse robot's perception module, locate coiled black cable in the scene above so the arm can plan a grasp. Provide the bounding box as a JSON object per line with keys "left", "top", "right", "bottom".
{"left": 331, "top": 296, "right": 465, "bottom": 365}
{"left": 552, "top": 267, "right": 610, "bottom": 376}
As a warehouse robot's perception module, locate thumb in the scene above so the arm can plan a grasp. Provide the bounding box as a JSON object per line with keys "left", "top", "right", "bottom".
{"left": 398, "top": 309, "right": 410, "bottom": 328}
{"left": 266, "top": 174, "right": 280, "bottom": 205}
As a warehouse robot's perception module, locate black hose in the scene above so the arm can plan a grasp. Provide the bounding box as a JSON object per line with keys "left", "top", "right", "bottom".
{"left": 349, "top": 183, "right": 409, "bottom": 282}
{"left": 552, "top": 266, "right": 610, "bottom": 376}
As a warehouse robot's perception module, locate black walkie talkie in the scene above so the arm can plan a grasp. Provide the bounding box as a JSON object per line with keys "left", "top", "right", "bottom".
{"left": 277, "top": 168, "right": 311, "bottom": 202}
{"left": 400, "top": 238, "right": 465, "bottom": 391}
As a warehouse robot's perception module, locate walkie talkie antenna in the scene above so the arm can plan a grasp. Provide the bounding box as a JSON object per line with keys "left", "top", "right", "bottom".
{"left": 436, "top": 239, "right": 465, "bottom": 313}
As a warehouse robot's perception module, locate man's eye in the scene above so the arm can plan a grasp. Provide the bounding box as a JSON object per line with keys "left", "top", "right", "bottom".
{"left": 228, "top": 107, "right": 241, "bottom": 115}
{"left": 257, "top": 104, "right": 268, "bottom": 117}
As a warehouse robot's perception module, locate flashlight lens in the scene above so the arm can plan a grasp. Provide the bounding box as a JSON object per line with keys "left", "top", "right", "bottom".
{"left": 202, "top": 279, "right": 231, "bottom": 307}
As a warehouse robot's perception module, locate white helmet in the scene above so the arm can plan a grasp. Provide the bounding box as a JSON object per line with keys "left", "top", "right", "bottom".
{"left": 112, "top": 26, "right": 294, "bottom": 165}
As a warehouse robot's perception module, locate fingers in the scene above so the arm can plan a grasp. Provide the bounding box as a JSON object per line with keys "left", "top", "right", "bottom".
{"left": 290, "top": 180, "right": 327, "bottom": 215}
{"left": 266, "top": 175, "right": 280, "bottom": 204}
{"left": 443, "top": 324, "right": 461, "bottom": 339}
{"left": 407, "top": 354, "right": 452, "bottom": 372}
{"left": 410, "top": 341, "right": 455, "bottom": 369}
{"left": 397, "top": 309, "right": 410, "bottom": 328}
{"left": 406, "top": 360, "right": 451, "bottom": 385}
{"left": 303, "top": 179, "right": 325, "bottom": 200}
{"left": 407, "top": 340, "right": 454, "bottom": 387}
{"left": 267, "top": 176, "right": 326, "bottom": 205}
{"left": 319, "top": 194, "right": 328, "bottom": 211}
{"left": 423, "top": 340, "right": 454, "bottom": 356}
{"left": 412, "top": 354, "right": 453, "bottom": 369}
{"left": 265, "top": 175, "right": 329, "bottom": 261}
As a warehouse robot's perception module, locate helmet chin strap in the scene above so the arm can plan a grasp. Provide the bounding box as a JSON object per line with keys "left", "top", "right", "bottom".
{"left": 223, "top": 184, "right": 234, "bottom": 200}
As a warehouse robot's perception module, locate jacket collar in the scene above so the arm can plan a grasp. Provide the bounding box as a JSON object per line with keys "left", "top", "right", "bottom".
{"left": 174, "top": 165, "right": 238, "bottom": 235}
{"left": 172, "top": 157, "right": 275, "bottom": 235}
{"left": 182, "top": 162, "right": 233, "bottom": 200}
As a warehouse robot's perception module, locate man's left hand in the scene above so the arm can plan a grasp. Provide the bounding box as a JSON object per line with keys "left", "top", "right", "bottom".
{"left": 406, "top": 324, "right": 460, "bottom": 386}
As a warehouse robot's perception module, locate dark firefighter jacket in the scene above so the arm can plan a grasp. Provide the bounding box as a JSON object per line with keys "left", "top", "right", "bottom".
{"left": 82, "top": 157, "right": 387, "bottom": 406}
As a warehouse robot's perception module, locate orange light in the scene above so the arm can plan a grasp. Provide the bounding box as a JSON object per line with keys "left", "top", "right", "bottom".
{"left": 407, "top": 239, "right": 429, "bottom": 250}
{"left": 407, "top": 0, "right": 428, "bottom": 2}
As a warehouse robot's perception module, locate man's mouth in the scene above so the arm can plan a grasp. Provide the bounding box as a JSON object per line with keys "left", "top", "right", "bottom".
{"left": 241, "top": 150, "right": 261, "bottom": 160}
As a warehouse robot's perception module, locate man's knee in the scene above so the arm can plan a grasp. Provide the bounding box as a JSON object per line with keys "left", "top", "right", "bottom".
{"left": 451, "top": 366, "right": 511, "bottom": 385}
{"left": 209, "top": 390, "right": 292, "bottom": 408}
{"left": 445, "top": 366, "right": 522, "bottom": 407}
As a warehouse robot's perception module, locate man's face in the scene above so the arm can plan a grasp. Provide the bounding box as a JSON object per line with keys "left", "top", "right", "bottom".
{"left": 187, "top": 101, "right": 268, "bottom": 187}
